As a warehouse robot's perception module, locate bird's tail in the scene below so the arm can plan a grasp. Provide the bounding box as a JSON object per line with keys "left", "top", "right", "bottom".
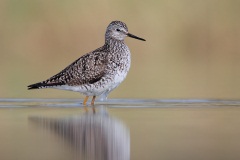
{"left": 27, "top": 82, "right": 63, "bottom": 90}
{"left": 28, "top": 82, "right": 47, "bottom": 90}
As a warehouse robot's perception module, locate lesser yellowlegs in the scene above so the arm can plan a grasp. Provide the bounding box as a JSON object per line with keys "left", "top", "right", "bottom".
{"left": 28, "top": 21, "right": 145, "bottom": 108}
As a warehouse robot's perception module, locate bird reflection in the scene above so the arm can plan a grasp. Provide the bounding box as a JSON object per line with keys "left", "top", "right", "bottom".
{"left": 29, "top": 106, "right": 130, "bottom": 160}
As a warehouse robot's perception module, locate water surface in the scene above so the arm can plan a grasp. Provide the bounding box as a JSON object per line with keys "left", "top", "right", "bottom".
{"left": 1, "top": 99, "right": 240, "bottom": 160}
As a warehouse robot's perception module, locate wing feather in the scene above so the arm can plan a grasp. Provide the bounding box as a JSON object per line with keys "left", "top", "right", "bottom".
{"left": 28, "top": 46, "right": 108, "bottom": 89}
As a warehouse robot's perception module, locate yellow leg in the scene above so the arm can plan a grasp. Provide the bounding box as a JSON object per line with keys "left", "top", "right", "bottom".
{"left": 91, "top": 96, "right": 96, "bottom": 113}
{"left": 83, "top": 96, "right": 89, "bottom": 112}
{"left": 91, "top": 96, "right": 96, "bottom": 105}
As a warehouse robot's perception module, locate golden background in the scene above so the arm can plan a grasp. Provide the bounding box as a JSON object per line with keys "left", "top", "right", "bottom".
{"left": 1, "top": 0, "right": 240, "bottom": 99}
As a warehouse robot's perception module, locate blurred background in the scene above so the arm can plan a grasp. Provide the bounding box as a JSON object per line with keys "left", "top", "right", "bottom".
{"left": 0, "top": 0, "right": 240, "bottom": 99}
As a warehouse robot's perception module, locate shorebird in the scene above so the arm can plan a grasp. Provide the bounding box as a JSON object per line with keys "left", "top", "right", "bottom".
{"left": 28, "top": 21, "right": 145, "bottom": 109}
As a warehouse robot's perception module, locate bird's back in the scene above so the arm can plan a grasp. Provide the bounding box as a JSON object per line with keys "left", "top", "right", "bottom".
{"left": 28, "top": 45, "right": 109, "bottom": 89}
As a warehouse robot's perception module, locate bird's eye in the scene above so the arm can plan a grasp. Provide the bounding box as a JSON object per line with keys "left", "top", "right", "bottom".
{"left": 116, "top": 29, "right": 120, "bottom": 32}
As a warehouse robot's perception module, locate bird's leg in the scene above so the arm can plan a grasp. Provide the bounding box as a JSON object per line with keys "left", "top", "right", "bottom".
{"left": 91, "top": 96, "right": 96, "bottom": 105}
{"left": 91, "top": 96, "right": 96, "bottom": 113}
{"left": 83, "top": 96, "right": 89, "bottom": 112}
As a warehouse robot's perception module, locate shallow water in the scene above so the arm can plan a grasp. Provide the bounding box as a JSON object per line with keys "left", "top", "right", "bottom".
{"left": 1, "top": 99, "right": 240, "bottom": 160}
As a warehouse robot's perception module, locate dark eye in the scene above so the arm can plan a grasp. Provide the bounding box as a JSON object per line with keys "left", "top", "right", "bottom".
{"left": 116, "top": 28, "right": 120, "bottom": 32}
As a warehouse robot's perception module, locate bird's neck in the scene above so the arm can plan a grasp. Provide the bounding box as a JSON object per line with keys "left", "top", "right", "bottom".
{"left": 105, "top": 36, "right": 124, "bottom": 44}
{"left": 105, "top": 37, "right": 127, "bottom": 52}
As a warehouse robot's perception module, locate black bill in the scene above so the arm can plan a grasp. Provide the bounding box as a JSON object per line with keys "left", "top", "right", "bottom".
{"left": 127, "top": 33, "right": 146, "bottom": 41}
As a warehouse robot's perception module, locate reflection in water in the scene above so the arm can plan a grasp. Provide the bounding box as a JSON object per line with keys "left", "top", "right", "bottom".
{"left": 29, "top": 107, "right": 130, "bottom": 160}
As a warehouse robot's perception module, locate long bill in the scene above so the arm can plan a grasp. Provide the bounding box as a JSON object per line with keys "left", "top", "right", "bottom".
{"left": 127, "top": 33, "right": 146, "bottom": 41}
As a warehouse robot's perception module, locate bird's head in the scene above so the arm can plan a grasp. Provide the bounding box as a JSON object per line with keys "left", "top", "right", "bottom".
{"left": 105, "top": 21, "right": 145, "bottom": 41}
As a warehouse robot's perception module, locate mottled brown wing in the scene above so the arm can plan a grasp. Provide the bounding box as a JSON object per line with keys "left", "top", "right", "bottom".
{"left": 28, "top": 48, "right": 108, "bottom": 89}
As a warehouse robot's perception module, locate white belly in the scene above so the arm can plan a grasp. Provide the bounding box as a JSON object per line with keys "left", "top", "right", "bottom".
{"left": 54, "top": 70, "right": 128, "bottom": 96}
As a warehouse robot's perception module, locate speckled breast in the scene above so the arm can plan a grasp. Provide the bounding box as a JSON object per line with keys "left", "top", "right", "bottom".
{"left": 92, "top": 49, "right": 131, "bottom": 96}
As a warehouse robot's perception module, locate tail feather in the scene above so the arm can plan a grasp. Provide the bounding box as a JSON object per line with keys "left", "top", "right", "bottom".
{"left": 27, "top": 82, "right": 64, "bottom": 90}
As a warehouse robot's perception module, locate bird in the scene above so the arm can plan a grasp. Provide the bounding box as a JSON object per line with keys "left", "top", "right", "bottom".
{"left": 28, "top": 21, "right": 145, "bottom": 109}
